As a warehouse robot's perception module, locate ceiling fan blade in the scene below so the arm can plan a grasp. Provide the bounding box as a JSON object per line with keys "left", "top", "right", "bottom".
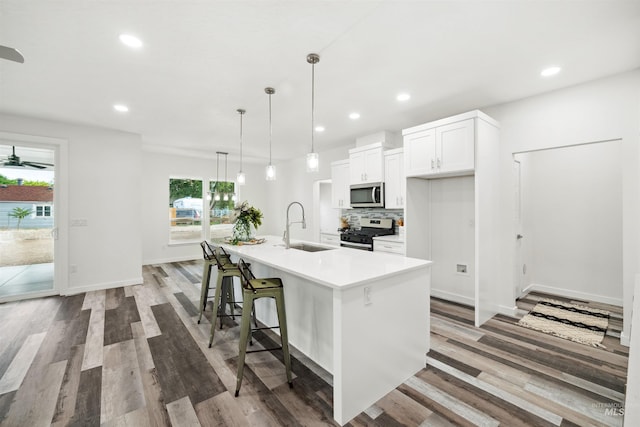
{"left": 23, "top": 160, "right": 54, "bottom": 167}
{"left": 21, "top": 162, "right": 48, "bottom": 169}
{"left": 0, "top": 45, "right": 25, "bottom": 63}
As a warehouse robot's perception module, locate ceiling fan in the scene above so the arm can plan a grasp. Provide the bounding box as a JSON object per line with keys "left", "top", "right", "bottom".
{"left": 0, "top": 45, "right": 24, "bottom": 63}
{"left": 1, "top": 146, "right": 53, "bottom": 169}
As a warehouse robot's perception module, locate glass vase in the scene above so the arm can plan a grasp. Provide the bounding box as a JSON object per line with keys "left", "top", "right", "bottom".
{"left": 232, "top": 221, "right": 253, "bottom": 242}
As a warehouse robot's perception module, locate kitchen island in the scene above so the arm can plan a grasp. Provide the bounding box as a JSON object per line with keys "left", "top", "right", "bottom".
{"left": 214, "top": 235, "right": 432, "bottom": 425}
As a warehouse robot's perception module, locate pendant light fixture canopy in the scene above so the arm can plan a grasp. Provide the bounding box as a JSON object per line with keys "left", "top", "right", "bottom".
{"left": 236, "top": 108, "right": 246, "bottom": 185}
{"left": 306, "top": 53, "right": 320, "bottom": 173}
{"left": 265, "top": 87, "right": 276, "bottom": 181}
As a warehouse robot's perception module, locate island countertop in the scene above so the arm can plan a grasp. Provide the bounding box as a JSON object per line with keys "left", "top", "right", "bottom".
{"left": 214, "top": 235, "right": 431, "bottom": 290}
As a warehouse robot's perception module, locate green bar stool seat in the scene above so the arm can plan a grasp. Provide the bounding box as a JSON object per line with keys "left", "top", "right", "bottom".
{"left": 234, "top": 258, "right": 293, "bottom": 396}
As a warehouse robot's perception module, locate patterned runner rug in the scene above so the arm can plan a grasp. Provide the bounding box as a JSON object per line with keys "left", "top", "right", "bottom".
{"left": 517, "top": 298, "right": 609, "bottom": 347}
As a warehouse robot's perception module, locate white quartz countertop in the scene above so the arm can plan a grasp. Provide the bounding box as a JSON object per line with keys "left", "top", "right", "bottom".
{"left": 372, "top": 234, "right": 405, "bottom": 243}
{"left": 214, "top": 235, "right": 431, "bottom": 290}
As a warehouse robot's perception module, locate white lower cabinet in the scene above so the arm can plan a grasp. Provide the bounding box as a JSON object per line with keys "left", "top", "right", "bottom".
{"left": 373, "top": 239, "right": 405, "bottom": 255}
{"left": 320, "top": 233, "right": 341, "bottom": 247}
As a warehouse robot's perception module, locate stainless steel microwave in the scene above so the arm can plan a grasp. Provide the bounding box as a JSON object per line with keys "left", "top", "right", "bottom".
{"left": 350, "top": 182, "right": 384, "bottom": 208}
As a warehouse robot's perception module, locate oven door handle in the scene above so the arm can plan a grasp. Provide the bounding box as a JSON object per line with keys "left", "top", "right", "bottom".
{"left": 340, "top": 241, "right": 373, "bottom": 251}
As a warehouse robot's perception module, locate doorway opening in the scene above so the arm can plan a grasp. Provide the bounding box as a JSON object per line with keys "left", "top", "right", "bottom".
{"left": 0, "top": 143, "right": 57, "bottom": 300}
{"left": 513, "top": 139, "right": 623, "bottom": 308}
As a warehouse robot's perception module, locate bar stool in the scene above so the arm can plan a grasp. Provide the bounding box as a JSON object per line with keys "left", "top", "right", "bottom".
{"left": 204, "top": 243, "right": 258, "bottom": 348}
{"left": 234, "top": 258, "right": 293, "bottom": 396}
{"left": 197, "top": 241, "right": 232, "bottom": 324}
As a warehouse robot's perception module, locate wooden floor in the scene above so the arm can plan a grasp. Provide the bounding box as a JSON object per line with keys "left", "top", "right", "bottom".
{"left": 0, "top": 260, "right": 628, "bottom": 426}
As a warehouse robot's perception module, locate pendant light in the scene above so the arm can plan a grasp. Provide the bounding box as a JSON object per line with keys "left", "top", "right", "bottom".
{"left": 223, "top": 152, "right": 229, "bottom": 201}
{"left": 236, "top": 108, "right": 246, "bottom": 185}
{"left": 306, "top": 53, "right": 320, "bottom": 172}
{"left": 265, "top": 87, "right": 276, "bottom": 181}
{"left": 214, "top": 152, "right": 221, "bottom": 201}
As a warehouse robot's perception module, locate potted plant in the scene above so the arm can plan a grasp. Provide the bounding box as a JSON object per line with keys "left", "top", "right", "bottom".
{"left": 231, "top": 201, "right": 263, "bottom": 244}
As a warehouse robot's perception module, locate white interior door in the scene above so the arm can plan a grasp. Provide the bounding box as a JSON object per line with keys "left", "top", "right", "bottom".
{"left": 514, "top": 159, "right": 525, "bottom": 298}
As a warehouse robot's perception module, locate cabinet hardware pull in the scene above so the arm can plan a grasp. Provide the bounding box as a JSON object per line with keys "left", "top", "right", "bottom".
{"left": 437, "top": 158, "right": 441, "bottom": 168}
{"left": 431, "top": 159, "right": 435, "bottom": 169}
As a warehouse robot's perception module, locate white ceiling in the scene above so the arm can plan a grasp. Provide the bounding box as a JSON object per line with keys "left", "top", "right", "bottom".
{"left": 1, "top": 1, "right": 639, "bottom": 166}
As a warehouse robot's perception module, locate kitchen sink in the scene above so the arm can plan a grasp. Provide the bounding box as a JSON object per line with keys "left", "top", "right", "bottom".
{"left": 277, "top": 243, "right": 335, "bottom": 252}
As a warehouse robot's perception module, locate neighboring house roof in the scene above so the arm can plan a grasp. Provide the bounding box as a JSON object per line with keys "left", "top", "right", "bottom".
{"left": 0, "top": 185, "right": 54, "bottom": 202}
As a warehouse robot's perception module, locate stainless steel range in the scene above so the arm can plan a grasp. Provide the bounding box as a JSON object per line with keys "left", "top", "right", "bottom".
{"left": 340, "top": 218, "right": 395, "bottom": 251}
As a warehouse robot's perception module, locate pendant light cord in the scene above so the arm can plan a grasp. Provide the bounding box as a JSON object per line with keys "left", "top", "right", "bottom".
{"left": 239, "top": 112, "right": 243, "bottom": 171}
{"left": 311, "top": 61, "right": 315, "bottom": 153}
{"left": 269, "top": 92, "right": 273, "bottom": 164}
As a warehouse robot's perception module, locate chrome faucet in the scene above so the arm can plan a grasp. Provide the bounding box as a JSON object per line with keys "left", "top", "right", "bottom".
{"left": 283, "top": 201, "right": 306, "bottom": 249}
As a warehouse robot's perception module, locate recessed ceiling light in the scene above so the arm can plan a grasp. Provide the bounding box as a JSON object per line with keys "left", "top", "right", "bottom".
{"left": 113, "top": 104, "right": 129, "bottom": 113}
{"left": 315, "top": 125, "right": 325, "bottom": 132}
{"left": 541, "top": 66, "right": 561, "bottom": 77}
{"left": 396, "top": 93, "right": 411, "bottom": 102}
{"left": 349, "top": 112, "right": 360, "bottom": 120}
{"left": 119, "top": 34, "right": 143, "bottom": 48}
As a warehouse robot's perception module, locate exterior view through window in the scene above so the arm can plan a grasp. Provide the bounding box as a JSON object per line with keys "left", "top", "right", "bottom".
{"left": 169, "top": 178, "right": 203, "bottom": 242}
{"left": 209, "top": 180, "right": 235, "bottom": 238}
{"left": 168, "top": 178, "right": 236, "bottom": 242}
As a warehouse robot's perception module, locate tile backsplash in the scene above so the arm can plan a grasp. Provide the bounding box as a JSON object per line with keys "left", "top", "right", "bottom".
{"left": 341, "top": 208, "right": 404, "bottom": 231}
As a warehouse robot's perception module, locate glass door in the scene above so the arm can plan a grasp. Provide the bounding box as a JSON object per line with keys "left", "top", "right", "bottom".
{"left": 0, "top": 144, "right": 55, "bottom": 300}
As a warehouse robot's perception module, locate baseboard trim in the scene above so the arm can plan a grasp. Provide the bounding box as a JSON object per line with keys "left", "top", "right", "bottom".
{"left": 143, "top": 256, "right": 199, "bottom": 265}
{"left": 431, "top": 289, "right": 474, "bottom": 307}
{"left": 498, "top": 304, "right": 518, "bottom": 317}
{"left": 61, "top": 277, "right": 144, "bottom": 296}
{"left": 525, "top": 283, "right": 622, "bottom": 307}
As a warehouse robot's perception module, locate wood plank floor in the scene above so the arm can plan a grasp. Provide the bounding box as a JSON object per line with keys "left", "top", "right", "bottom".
{"left": 0, "top": 261, "right": 628, "bottom": 426}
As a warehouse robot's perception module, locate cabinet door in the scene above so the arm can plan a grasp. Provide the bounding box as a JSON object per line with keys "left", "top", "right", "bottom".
{"left": 331, "top": 162, "right": 350, "bottom": 208}
{"left": 404, "top": 129, "right": 436, "bottom": 177}
{"left": 349, "top": 151, "right": 366, "bottom": 184}
{"left": 384, "top": 152, "right": 404, "bottom": 209}
{"left": 436, "top": 119, "right": 474, "bottom": 174}
{"left": 363, "top": 147, "right": 384, "bottom": 183}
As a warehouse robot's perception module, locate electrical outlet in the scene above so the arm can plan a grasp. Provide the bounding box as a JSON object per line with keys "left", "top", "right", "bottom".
{"left": 363, "top": 286, "right": 372, "bottom": 305}
{"left": 456, "top": 264, "right": 468, "bottom": 274}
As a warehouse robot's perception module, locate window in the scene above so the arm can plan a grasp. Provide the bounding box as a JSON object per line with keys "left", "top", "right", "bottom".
{"left": 209, "top": 180, "right": 235, "bottom": 239}
{"left": 169, "top": 178, "right": 203, "bottom": 242}
{"left": 35, "top": 205, "right": 52, "bottom": 217}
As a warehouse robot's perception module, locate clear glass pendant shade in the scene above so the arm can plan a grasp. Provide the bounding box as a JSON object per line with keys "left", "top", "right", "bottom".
{"left": 266, "top": 164, "right": 276, "bottom": 181}
{"left": 237, "top": 171, "right": 246, "bottom": 185}
{"left": 306, "top": 152, "right": 319, "bottom": 172}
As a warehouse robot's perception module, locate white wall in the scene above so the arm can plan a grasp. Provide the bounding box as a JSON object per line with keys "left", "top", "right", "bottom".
{"left": 483, "top": 68, "right": 640, "bottom": 344}
{"left": 430, "top": 176, "right": 475, "bottom": 305}
{"left": 517, "top": 142, "right": 623, "bottom": 305}
{"left": 0, "top": 113, "right": 143, "bottom": 293}
{"left": 140, "top": 150, "right": 267, "bottom": 264}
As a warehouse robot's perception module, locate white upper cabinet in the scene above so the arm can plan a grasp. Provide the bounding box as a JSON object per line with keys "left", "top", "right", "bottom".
{"left": 404, "top": 128, "right": 436, "bottom": 177}
{"left": 403, "top": 112, "right": 480, "bottom": 178}
{"left": 437, "top": 119, "right": 474, "bottom": 174}
{"left": 331, "top": 160, "right": 350, "bottom": 208}
{"left": 384, "top": 148, "right": 405, "bottom": 209}
{"left": 349, "top": 144, "right": 384, "bottom": 184}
